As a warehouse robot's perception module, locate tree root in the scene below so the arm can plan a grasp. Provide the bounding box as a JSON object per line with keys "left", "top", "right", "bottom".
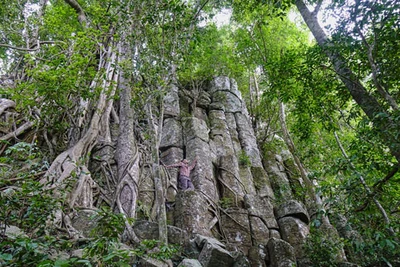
{"left": 0, "top": 99, "right": 15, "bottom": 116}
{"left": 216, "top": 175, "right": 239, "bottom": 207}
{"left": 69, "top": 166, "right": 96, "bottom": 208}
{"left": 0, "top": 121, "right": 33, "bottom": 142}
{"left": 218, "top": 166, "right": 248, "bottom": 194}
{"left": 199, "top": 190, "right": 227, "bottom": 240}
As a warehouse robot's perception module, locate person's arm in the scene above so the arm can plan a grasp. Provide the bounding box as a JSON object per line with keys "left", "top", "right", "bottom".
{"left": 165, "top": 162, "right": 182, "bottom": 168}
{"left": 188, "top": 159, "right": 197, "bottom": 171}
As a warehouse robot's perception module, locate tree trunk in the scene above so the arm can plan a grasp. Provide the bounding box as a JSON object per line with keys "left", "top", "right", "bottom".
{"left": 114, "top": 41, "right": 141, "bottom": 244}
{"left": 40, "top": 44, "right": 118, "bottom": 238}
{"left": 42, "top": 45, "right": 117, "bottom": 189}
{"left": 249, "top": 72, "right": 260, "bottom": 131}
{"left": 147, "top": 98, "right": 168, "bottom": 244}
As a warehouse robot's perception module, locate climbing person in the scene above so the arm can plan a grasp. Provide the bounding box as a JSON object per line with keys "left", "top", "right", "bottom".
{"left": 164, "top": 158, "right": 197, "bottom": 190}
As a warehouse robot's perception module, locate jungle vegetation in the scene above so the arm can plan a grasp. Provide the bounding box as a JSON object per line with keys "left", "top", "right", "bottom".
{"left": 0, "top": 0, "right": 399, "bottom": 266}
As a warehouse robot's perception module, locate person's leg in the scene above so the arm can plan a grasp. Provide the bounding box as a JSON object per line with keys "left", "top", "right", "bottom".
{"left": 179, "top": 176, "right": 189, "bottom": 190}
{"left": 183, "top": 178, "right": 191, "bottom": 190}
{"left": 178, "top": 176, "right": 184, "bottom": 190}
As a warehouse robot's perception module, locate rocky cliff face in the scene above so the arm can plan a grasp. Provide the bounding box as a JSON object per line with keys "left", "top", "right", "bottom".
{"left": 135, "top": 77, "right": 311, "bottom": 266}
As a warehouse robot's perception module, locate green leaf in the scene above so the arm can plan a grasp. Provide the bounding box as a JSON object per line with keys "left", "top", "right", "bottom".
{"left": 0, "top": 253, "right": 12, "bottom": 261}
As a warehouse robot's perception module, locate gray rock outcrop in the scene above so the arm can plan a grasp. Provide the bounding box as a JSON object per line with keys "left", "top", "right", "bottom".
{"left": 198, "top": 236, "right": 234, "bottom": 267}
{"left": 267, "top": 238, "right": 297, "bottom": 267}
{"left": 177, "top": 259, "right": 202, "bottom": 267}
{"left": 135, "top": 77, "right": 311, "bottom": 266}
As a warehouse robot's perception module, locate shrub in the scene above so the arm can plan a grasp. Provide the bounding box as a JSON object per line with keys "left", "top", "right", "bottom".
{"left": 238, "top": 150, "right": 251, "bottom": 167}
{"left": 304, "top": 223, "right": 344, "bottom": 267}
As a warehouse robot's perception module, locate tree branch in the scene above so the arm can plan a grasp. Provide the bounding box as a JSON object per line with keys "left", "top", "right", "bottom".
{"left": 0, "top": 41, "right": 66, "bottom": 52}
{"left": 373, "top": 165, "right": 400, "bottom": 190}
{"left": 64, "top": 0, "right": 88, "bottom": 26}
{"left": 311, "top": 0, "right": 323, "bottom": 16}
{"left": 192, "top": 0, "right": 210, "bottom": 21}
{"left": 0, "top": 43, "right": 39, "bottom": 52}
{"left": 0, "top": 121, "right": 34, "bottom": 142}
{"left": 334, "top": 131, "right": 396, "bottom": 237}
{"left": 351, "top": 0, "right": 398, "bottom": 110}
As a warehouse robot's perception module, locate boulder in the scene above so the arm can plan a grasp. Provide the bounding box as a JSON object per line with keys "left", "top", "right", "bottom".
{"left": 266, "top": 238, "right": 296, "bottom": 267}
{"left": 197, "top": 91, "right": 211, "bottom": 109}
{"left": 139, "top": 257, "right": 172, "bottom": 267}
{"left": 212, "top": 91, "right": 242, "bottom": 113}
{"left": 194, "top": 234, "right": 226, "bottom": 249}
{"left": 164, "top": 88, "right": 180, "bottom": 117}
{"left": 174, "top": 191, "right": 212, "bottom": 236}
{"left": 208, "top": 76, "right": 231, "bottom": 93}
{"left": 177, "top": 259, "right": 202, "bottom": 267}
{"left": 232, "top": 251, "right": 251, "bottom": 267}
{"left": 221, "top": 208, "right": 252, "bottom": 253}
{"left": 132, "top": 76, "right": 330, "bottom": 267}
{"left": 244, "top": 194, "right": 275, "bottom": 220}
{"left": 3, "top": 225, "right": 27, "bottom": 239}
{"left": 183, "top": 117, "right": 210, "bottom": 143}
{"left": 160, "top": 118, "right": 183, "bottom": 149}
{"left": 198, "top": 239, "right": 234, "bottom": 267}
{"left": 277, "top": 217, "right": 309, "bottom": 258}
{"left": 249, "top": 216, "right": 270, "bottom": 245}
{"left": 276, "top": 200, "right": 310, "bottom": 224}
{"left": 133, "top": 220, "right": 189, "bottom": 246}
{"left": 248, "top": 246, "right": 267, "bottom": 267}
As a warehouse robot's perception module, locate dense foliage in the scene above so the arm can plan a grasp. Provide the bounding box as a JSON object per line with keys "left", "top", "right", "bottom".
{"left": 0, "top": 0, "right": 399, "bottom": 266}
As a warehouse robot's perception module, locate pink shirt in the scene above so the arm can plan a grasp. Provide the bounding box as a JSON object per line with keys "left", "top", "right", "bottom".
{"left": 166, "top": 160, "right": 197, "bottom": 177}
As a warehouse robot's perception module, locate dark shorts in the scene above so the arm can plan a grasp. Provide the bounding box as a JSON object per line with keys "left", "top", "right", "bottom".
{"left": 178, "top": 175, "right": 194, "bottom": 190}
